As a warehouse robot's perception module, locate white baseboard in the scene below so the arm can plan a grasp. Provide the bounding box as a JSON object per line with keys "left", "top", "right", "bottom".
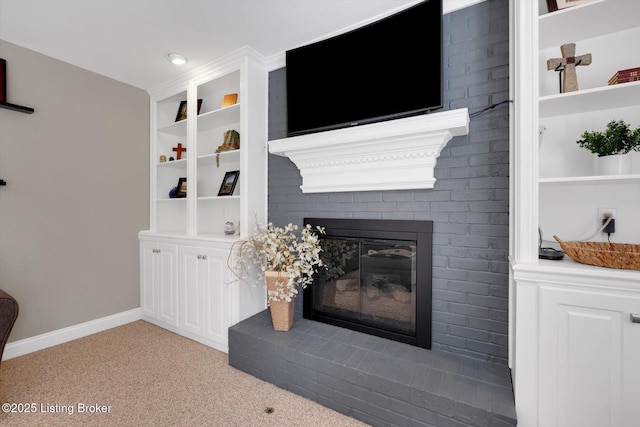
{"left": 2, "top": 308, "right": 142, "bottom": 361}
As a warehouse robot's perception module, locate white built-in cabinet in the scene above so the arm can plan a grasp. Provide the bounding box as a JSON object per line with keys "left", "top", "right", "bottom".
{"left": 511, "top": 1, "right": 640, "bottom": 426}
{"left": 139, "top": 47, "right": 268, "bottom": 353}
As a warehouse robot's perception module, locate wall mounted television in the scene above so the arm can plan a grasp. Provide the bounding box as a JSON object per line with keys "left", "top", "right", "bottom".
{"left": 286, "top": 0, "right": 443, "bottom": 137}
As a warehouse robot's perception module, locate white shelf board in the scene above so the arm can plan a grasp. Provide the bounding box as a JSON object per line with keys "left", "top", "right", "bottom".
{"left": 157, "top": 158, "right": 187, "bottom": 169}
{"left": 514, "top": 257, "right": 640, "bottom": 290}
{"left": 539, "top": 81, "right": 640, "bottom": 118}
{"left": 539, "top": 0, "right": 639, "bottom": 50}
{"left": 158, "top": 118, "right": 187, "bottom": 136}
{"left": 539, "top": 174, "right": 640, "bottom": 185}
{"left": 197, "top": 195, "right": 240, "bottom": 201}
{"left": 197, "top": 103, "right": 240, "bottom": 133}
{"left": 197, "top": 149, "right": 240, "bottom": 167}
{"left": 157, "top": 197, "right": 187, "bottom": 202}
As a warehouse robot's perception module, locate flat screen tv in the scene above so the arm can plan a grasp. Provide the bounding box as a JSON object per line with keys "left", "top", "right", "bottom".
{"left": 286, "top": 0, "right": 442, "bottom": 137}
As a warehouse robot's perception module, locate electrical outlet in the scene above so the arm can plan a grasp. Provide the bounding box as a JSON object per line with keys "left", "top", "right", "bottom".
{"left": 597, "top": 208, "right": 617, "bottom": 234}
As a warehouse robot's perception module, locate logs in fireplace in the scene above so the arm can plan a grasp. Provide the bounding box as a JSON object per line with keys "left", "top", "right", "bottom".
{"left": 303, "top": 218, "right": 433, "bottom": 349}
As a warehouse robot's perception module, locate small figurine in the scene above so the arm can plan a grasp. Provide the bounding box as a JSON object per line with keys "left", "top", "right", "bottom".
{"left": 547, "top": 43, "right": 592, "bottom": 93}
{"left": 159, "top": 155, "right": 167, "bottom": 163}
{"left": 224, "top": 221, "right": 236, "bottom": 235}
{"left": 172, "top": 143, "right": 186, "bottom": 160}
{"left": 215, "top": 130, "right": 240, "bottom": 167}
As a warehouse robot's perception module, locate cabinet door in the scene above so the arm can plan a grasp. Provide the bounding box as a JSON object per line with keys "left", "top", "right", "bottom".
{"left": 179, "top": 246, "right": 205, "bottom": 336}
{"left": 156, "top": 243, "right": 179, "bottom": 327}
{"left": 179, "top": 245, "right": 232, "bottom": 344}
{"left": 140, "top": 241, "right": 178, "bottom": 327}
{"left": 140, "top": 241, "right": 158, "bottom": 319}
{"left": 201, "top": 247, "right": 232, "bottom": 344}
{"left": 539, "top": 286, "right": 640, "bottom": 427}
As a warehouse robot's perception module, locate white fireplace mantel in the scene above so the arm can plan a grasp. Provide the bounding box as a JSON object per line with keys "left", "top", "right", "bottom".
{"left": 268, "top": 108, "right": 470, "bottom": 193}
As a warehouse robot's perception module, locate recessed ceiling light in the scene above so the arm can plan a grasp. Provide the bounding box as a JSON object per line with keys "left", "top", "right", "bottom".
{"left": 167, "top": 53, "right": 187, "bottom": 65}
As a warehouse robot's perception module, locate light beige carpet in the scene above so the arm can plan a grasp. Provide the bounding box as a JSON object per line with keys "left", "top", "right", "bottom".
{"left": 0, "top": 320, "right": 367, "bottom": 426}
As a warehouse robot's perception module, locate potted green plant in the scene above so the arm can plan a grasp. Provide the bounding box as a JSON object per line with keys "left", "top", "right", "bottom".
{"left": 231, "top": 222, "right": 326, "bottom": 331}
{"left": 576, "top": 120, "right": 640, "bottom": 175}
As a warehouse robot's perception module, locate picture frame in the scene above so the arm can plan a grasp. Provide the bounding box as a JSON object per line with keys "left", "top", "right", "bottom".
{"left": 0, "top": 58, "right": 6, "bottom": 103}
{"left": 218, "top": 171, "right": 239, "bottom": 196}
{"left": 546, "top": 0, "right": 596, "bottom": 12}
{"left": 176, "top": 177, "right": 187, "bottom": 198}
{"left": 175, "top": 99, "right": 203, "bottom": 122}
{"left": 222, "top": 93, "right": 238, "bottom": 107}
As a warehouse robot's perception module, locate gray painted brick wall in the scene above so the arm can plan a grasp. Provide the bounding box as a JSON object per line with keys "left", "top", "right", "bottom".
{"left": 267, "top": 0, "right": 510, "bottom": 364}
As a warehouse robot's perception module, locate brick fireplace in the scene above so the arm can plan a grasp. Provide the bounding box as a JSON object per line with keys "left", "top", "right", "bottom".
{"left": 229, "top": 1, "right": 514, "bottom": 424}
{"left": 267, "top": 0, "right": 511, "bottom": 364}
{"left": 303, "top": 218, "right": 433, "bottom": 349}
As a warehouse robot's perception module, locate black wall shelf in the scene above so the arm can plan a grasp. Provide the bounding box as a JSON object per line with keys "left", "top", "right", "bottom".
{"left": 0, "top": 102, "right": 34, "bottom": 114}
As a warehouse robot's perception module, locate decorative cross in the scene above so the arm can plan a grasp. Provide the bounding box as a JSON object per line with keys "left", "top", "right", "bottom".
{"left": 547, "top": 43, "right": 592, "bottom": 93}
{"left": 172, "top": 143, "right": 186, "bottom": 160}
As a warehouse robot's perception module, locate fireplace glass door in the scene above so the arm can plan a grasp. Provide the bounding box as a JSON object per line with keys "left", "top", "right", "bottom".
{"left": 313, "top": 237, "right": 418, "bottom": 337}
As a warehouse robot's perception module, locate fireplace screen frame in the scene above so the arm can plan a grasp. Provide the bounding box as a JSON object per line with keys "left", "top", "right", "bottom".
{"left": 303, "top": 218, "right": 432, "bottom": 349}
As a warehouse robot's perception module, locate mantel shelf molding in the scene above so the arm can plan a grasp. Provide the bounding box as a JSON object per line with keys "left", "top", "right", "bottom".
{"left": 268, "top": 108, "right": 470, "bottom": 193}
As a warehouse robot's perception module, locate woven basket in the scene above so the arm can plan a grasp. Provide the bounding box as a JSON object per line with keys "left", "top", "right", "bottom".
{"left": 554, "top": 235, "right": 640, "bottom": 270}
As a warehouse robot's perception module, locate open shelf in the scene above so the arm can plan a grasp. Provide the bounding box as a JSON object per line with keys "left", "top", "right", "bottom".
{"left": 197, "top": 195, "right": 240, "bottom": 201}
{"left": 197, "top": 103, "right": 240, "bottom": 133}
{"left": 539, "top": 174, "right": 640, "bottom": 185}
{"left": 158, "top": 118, "right": 187, "bottom": 136}
{"left": 540, "top": 81, "right": 640, "bottom": 118}
{"left": 157, "top": 158, "right": 187, "bottom": 169}
{"left": 539, "top": 0, "right": 639, "bottom": 50}
{"left": 197, "top": 149, "right": 240, "bottom": 167}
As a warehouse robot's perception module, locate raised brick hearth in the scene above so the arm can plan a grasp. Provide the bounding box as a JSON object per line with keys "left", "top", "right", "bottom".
{"left": 229, "top": 310, "right": 516, "bottom": 427}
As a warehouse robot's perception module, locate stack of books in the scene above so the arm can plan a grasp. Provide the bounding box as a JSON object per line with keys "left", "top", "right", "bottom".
{"left": 608, "top": 67, "right": 640, "bottom": 85}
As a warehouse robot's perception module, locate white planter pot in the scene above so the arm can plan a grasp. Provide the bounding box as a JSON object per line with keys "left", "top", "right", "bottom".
{"left": 596, "top": 153, "right": 632, "bottom": 175}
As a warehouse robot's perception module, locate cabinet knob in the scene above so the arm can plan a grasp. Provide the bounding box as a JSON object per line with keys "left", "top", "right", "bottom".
{"left": 202, "top": 255, "right": 207, "bottom": 260}
{"left": 631, "top": 313, "right": 640, "bottom": 324}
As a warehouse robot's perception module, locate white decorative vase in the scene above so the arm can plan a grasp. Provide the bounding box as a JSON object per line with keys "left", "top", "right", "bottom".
{"left": 596, "top": 154, "right": 632, "bottom": 175}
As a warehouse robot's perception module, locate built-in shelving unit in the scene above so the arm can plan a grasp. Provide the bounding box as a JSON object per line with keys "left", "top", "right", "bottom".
{"left": 148, "top": 49, "right": 266, "bottom": 239}
{"left": 536, "top": 0, "right": 640, "bottom": 244}
{"left": 139, "top": 47, "right": 268, "bottom": 353}
{"left": 511, "top": 1, "right": 640, "bottom": 425}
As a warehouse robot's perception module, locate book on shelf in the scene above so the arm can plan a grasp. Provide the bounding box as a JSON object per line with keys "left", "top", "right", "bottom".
{"left": 608, "top": 67, "right": 640, "bottom": 85}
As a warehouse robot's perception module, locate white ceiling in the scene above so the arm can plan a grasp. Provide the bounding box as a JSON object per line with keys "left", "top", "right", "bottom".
{"left": 0, "top": 0, "right": 480, "bottom": 92}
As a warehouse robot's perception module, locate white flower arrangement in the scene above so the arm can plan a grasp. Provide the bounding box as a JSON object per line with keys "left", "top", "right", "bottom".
{"left": 231, "top": 222, "right": 326, "bottom": 302}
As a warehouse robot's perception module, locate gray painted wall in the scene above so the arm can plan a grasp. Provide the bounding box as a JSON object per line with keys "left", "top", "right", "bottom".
{"left": 0, "top": 40, "right": 149, "bottom": 342}
{"left": 267, "top": 0, "right": 509, "bottom": 363}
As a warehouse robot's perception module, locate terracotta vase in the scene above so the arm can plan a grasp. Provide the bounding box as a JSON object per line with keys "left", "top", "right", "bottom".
{"left": 265, "top": 270, "right": 295, "bottom": 331}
